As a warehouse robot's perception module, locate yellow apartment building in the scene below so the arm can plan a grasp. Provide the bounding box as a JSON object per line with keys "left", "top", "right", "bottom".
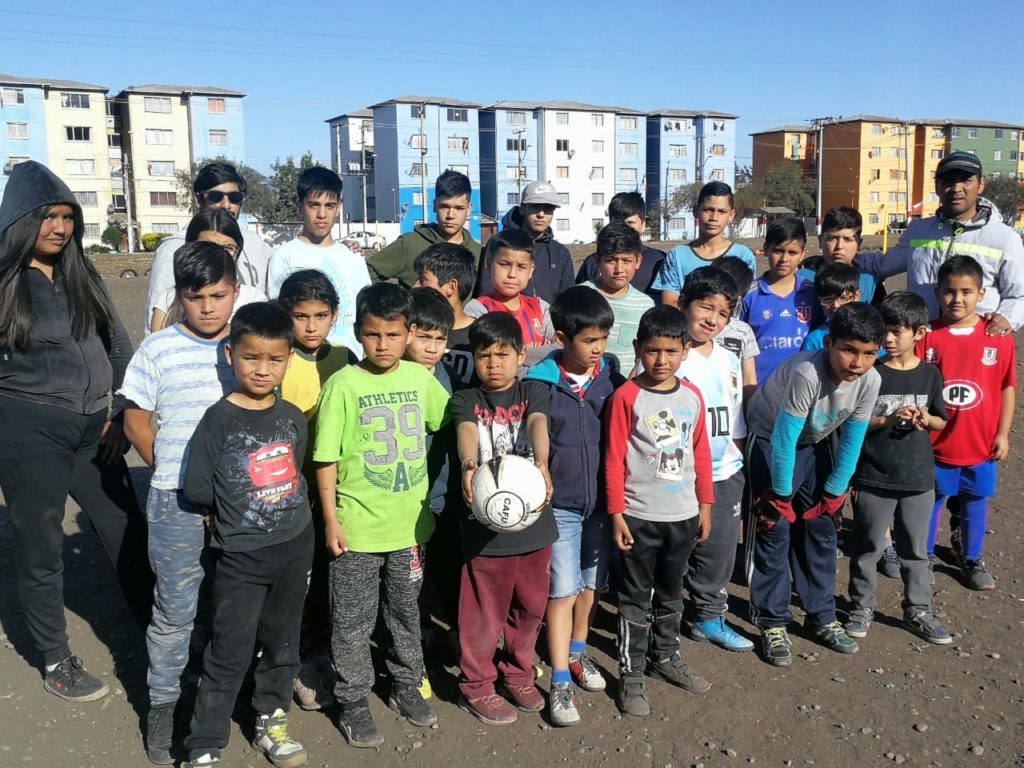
{"left": 910, "top": 121, "right": 949, "bottom": 218}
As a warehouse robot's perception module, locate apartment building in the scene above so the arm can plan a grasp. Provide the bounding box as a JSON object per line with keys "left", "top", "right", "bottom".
{"left": 327, "top": 109, "right": 375, "bottom": 224}
{"left": 750, "top": 124, "right": 814, "bottom": 182}
{"left": 479, "top": 101, "right": 542, "bottom": 227}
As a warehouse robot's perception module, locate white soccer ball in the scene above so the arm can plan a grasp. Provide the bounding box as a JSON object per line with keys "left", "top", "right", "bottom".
{"left": 470, "top": 454, "right": 547, "bottom": 533}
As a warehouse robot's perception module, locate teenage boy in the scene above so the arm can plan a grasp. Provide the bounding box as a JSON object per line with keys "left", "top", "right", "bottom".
{"left": 181, "top": 303, "right": 312, "bottom": 768}
{"left": 477, "top": 181, "right": 575, "bottom": 303}
{"left": 146, "top": 162, "right": 271, "bottom": 335}
{"left": 524, "top": 286, "right": 623, "bottom": 726}
{"left": 802, "top": 263, "right": 862, "bottom": 351}
{"left": 266, "top": 166, "right": 371, "bottom": 353}
{"left": 797, "top": 206, "right": 885, "bottom": 305}
{"left": 846, "top": 292, "right": 951, "bottom": 645}
{"left": 413, "top": 242, "right": 477, "bottom": 384}
{"left": 604, "top": 306, "right": 714, "bottom": 717}
{"left": 676, "top": 268, "right": 753, "bottom": 652}
{"left": 745, "top": 303, "right": 883, "bottom": 667}
{"left": 711, "top": 255, "right": 760, "bottom": 401}
{"left": 581, "top": 222, "right": 654, "bottom": 374}
{"left": 367, "top": 170, "right": 481, "bottom": 289}
{"left": 919, "top": 256, "right": 1016, "bottom": 590}
{"left": 575, "top": 191, "right": 666, "bottom": 300}
{"left": 314, "top": 284, "right": 450, "bottom": 748}
{"left": 453, "top": 313, "right": 557, "bottom": 726}
{"left": 121, "top": 242, "right": 239, "bottom": 764}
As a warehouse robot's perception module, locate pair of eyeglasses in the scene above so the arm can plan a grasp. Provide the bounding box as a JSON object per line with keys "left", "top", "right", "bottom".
{"left": 818, "top": 294, "right": 855, "bottom": 307}
{"left": 204, "top": 190, "right": 244, "bottom": 205}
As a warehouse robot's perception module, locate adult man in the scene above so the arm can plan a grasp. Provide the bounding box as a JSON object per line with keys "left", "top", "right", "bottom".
{"left": 859, "top": 152, "right": 1024, "bottom": 335}
{"left": 144, "top": 162, "right": 272, "bottom": 336}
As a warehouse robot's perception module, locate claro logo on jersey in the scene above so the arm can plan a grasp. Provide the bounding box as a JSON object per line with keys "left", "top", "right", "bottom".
{"left": 942, "top": 379, "right": 983, "bottom": 410}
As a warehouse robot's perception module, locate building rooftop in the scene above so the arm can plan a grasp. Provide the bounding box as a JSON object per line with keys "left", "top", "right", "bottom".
{"left": 325, "top": 108, "right": 373, "bottom": 123}
{"left": 485, "top": 99, "right": 645, "bottom": 114}
{"left": 827, "top": 114, "right": 903, "bottom": 124}
{"left": 371, "top": 95, "right": 481, "bottom": 108}
{"left": 750, "top": 124, "right": 811, "bottom": 136}
{"left": 123, "top": 84, "right": 246, "bottom": 97}
{"left": 912, "top": 117, "right": 1024, "bottom": 129}
{"left": 0, "top": 73, "right": 108, "bottom": 92}
{"left": 650, "top": 108, "right": 738, "bottom": 119}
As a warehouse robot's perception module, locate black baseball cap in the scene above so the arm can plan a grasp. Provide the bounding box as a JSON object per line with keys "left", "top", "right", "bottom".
{"left": 935, "top": 151, "right": 983, "bottom": 179}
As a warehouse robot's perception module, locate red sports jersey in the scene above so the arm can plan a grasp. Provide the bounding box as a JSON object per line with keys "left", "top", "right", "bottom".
{"left": 476, "top": 293, "right": 549, "bottom": 347}
{"left": 916, "top": 317, "right": 1016, "bottom": 467}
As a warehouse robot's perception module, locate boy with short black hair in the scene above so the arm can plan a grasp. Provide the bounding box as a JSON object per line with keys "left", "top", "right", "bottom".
{"left": 798, "top": 206, "right": 885, "bottom": 305}
{"left": 524, "top": 286, "right": 623, "bottom": 726}
{"left": 181, "top": 302, "right": 312, "bottom": 768}
{"left": 581, "top": 222, "right": 654, "bottom": 374}
{"left": 711, "top": 255, "right": 760, "bottom": 400}
{"left": 802, "top": 262, "right": 862, "bottom": 352}
{"left": 746, "top": 303, "right": 883, "bottom": 667}
{"left": 266, "top": 166, "right": 371, "bottom": 353}
{"left": 413, "top": 242, "right": 477, "bottom": 384}
{"left": 121, "top": 241, "right": 240, "bottom": 764}
{"left": 314, "top": 284, "right": 450, "bottom": 748}
{"left": 453, "top": 313, "right": 557, "bottom": 726}
{"left": 919, "top": 255, "right": 1016, "bottom": 590}
{"left": 846, "top": 291, "right": 950, "bottom": 644}
{"left": 604, "top": 306, "right": 714, "bottom": 717}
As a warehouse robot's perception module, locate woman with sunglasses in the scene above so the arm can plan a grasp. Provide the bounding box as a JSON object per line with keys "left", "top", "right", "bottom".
{"left": 0, "top": 161, "right": 153, "bottom": 701}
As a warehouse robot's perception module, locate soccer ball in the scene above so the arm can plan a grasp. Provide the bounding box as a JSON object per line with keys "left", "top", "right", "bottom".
{"left": 470, "top": 454, "right": 547, "bottom": 533}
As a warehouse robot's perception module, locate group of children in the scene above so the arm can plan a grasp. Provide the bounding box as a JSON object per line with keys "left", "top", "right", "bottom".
{"left": 117, "top": 166, "right": 1015, "bottom": 768}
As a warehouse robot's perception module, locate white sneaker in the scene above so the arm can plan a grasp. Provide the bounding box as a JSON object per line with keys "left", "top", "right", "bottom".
{"left": 548, "top": 682, "right": 581, "bottom": 727}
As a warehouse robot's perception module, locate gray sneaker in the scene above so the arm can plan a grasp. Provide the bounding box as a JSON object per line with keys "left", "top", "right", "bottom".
{"left": 617, "top": 675, "right": 651, "bottom": 717}
{"left": 548, "top": 682, "right": 580, "bottom": 727}
{"left": 647, "top": 652, "right": 711, "bottom": 694}
{"left": 337, "top": 698, "right": 384, "bottom": 748}
{"left": 961, "top": 559, "right": 995, "bottom": 591}
{"left": 877, "top": 545, "right": 901, "bottom": 579}
{"left": 903, "top": 610, "right": 952, "bottom": 645}
{"left": 845, "top": 608, "right": 873, "bottom": 639}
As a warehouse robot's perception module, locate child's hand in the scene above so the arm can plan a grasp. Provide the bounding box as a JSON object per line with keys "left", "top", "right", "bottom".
{"left": 461, "top": 460, "right": 478, "bottom": 506}
{"left": 990, "top": 435, "right": 1010, "bottom": 461}
{"left": 203, "top": 514, "right": 215, "bottom": 533}
{"left": 696, "top": 505, "right": 712, "bottom": 544}
{"left": 911, "top": 406, "right": 930, "bottom": 430}
{"left": 536, "top": 460, "right": 553, "bottom": 506}
{"left": 325, "top": 519, "right": 348, "bottom": 556}
{"left": 612, "top": 514, "right": 633, "bottom": 551}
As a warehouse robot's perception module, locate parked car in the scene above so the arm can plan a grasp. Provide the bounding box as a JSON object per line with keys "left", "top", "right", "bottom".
{"left": 342, "top": 230, "right": 387, "bottom": 251}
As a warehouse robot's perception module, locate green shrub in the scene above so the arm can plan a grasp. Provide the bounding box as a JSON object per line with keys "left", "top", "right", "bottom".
{"left": 141, "top": 232, "right": 170, "bottom": 252}
{"left": 101, "top": 225, "right": 122, "bottom": 250}
{"left": 86, "top": 244, "right": 112, "bottom": 254}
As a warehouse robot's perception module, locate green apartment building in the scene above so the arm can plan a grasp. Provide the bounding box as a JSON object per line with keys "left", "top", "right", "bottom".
{"left": 938, "top": 119, "right": 1022, "bottom": 178}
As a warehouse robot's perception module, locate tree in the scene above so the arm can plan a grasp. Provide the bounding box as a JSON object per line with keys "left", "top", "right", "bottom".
{"left": 173, "top": 156, "right": 275, "bottom": 221}
{"left": 759, "top": 163, "right": 816, "bottom": 217}
{"left": 667, "top": 181, "right": 703, "bottom": 217}
{"left": 733, "top": 181, "right": 764, "bottom": 221}
{"left": 101, "top": 224, "right": 122, "bottom": 251}
{"left": 983, "top": 175, "right": 1024, "bottom": 226}
{"left": 250, "top": 153, "right": 319, "bottom": 222}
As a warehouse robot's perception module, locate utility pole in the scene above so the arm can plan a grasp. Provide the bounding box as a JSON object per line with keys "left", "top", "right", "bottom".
{"left": 663, "top": 160, "right": 670, "bottom": 241}
{"left": 903, "top": 121, "right": 910, "bottom": 222}
{"left": 122, "top": 151, "right": 136, "bottom": 253}
{"left": 513, "top": 127, "right": 528, "bottom": 199}
{"left": 808, "top": 116, "right": 837, "bottom": 235}
{"left": 360, "top": 120, "right": 369, "bottom": 227}
{"left": 419, "top": 102, "right": 428, "bottom": 226}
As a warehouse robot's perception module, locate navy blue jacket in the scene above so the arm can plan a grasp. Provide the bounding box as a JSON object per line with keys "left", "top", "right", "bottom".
{"left": 475, "top": 208, "right": 575, "bottom": 304}
{"left": 525, "top": 352, "right": 624, "bottom": 515}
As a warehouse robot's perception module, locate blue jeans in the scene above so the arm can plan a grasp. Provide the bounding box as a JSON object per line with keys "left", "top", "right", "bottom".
{"left": 548, "top": 507, "right": 612, "bottom": 599}
{"left": 146, "top": 487, "right": 207, "bottom": 706}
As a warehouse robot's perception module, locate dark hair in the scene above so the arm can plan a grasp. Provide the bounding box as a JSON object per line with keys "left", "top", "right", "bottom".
{"left": 277, "top": 269, "right": 339, "bottom": 313}
{"left": 229, "top": 301, "right": 294, "bottom": 348}
{"left": 414, "top": 242, "right": 476, "bottom": 302}
{"left": 173, "top": 241, "right": 238, "bottom": 293}
{"left": 410, "top": 286, "right": 455, "bottom": 334}
{"left": 764, "top": 217, "right": 807, "bottom": 251}
{"left": 435, "top": 169, "right": 471, "bottom": 201}
{"left": 550, "top": 285, "right": 614, "bottom": 338}
{"left": 297, "top": 166, "right": 342, "bottom": 203}
{"left": 814, "top": 263, "right": 861, "bottom": 299}
{"left": 193, "top": 161, "right": 246, "bottom": 197}
{"left": 695, "top": 181, "right": 734, "bottom": 211}
{"left": 355, "top": 282, "right": 413, "bottom": 329}
{"left": 711, "top": 255, "right": 754, "bottom": 296}
{"left": 608, "top": 191, "right": 646, "bottom": 221}
{"left": 468, "top": 312, "right": 523, "bottom": 353}
{"left": 821, "top": 206, "right": 862, "bottom": 238}
{"left": 681, "top": 266, "right": 739, "bottom": 310}
{"left": 596, "top": 221, "right": 642, "bottom": 260}
{"left": 880, "top": 291, "right": 929, "bottom": 331}
{"left": 488, "top": 228, "right": 534, "bottom": 262}
{"left": 636, "top": 305, "right": 689, "bottom": 345}
{"left": 0, "top": 203, "right": 112, "bottom": 350}
{"left": 184, "top": 207, "right": 243, "bottom": 252}
{"left": 829, "top": 302, "right": 884, "bottom": 346}
{"left": 937, "top": 254, "right": 984, "bottom": 289}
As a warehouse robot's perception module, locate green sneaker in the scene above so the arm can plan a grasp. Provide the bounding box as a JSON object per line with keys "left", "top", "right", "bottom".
{"left": 760, "top": 627, "right": 792, "bottom": 667}
{"left": 810, "top": 620, "right": 859, "bottom": 654}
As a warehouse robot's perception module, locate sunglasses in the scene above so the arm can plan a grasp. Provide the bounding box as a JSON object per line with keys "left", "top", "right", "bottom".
{"left": 203, "top": 190, "right": 244, "bottom": 205}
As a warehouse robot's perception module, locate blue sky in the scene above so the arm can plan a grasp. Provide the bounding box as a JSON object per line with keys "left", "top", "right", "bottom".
{"left": 2, "top": 0, "right": 1021, "bottom": 174}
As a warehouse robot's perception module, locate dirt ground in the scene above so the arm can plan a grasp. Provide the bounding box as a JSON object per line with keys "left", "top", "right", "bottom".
{"left": 1, "top": 249, "right": 1022, "bottom": 768}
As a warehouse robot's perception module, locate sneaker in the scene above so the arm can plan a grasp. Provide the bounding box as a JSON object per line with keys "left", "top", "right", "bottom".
{"left": 810, "top": 620, "right": 860, "bottom": 654}
{"left": 928, "top": 554, "right": 936, "bottom": 585}
{"left": 253, "top": 709, "right": 307, "bottom": 768}
{"left": 903, "top": 610, "right": 953, "bottom": 645}
{"left": 950, "top": 527, "right": 962, "bottom": 560}
{"left": 647, "top": 652, "right": 712, "bottom": 694}
{"left": 760, "top": 627, "right": 793, "bottom": 667}
{"left": 690, "top": 617, "right": 754, "bottom": 652}
{"left": 459, "top": 693, "right": 518, "bottom": 725}
{"left": 961, "top": 559, "right": 995, "bottom": 591}
{"left": 500, "top": 681, "right": 545, "bottom": 712}
{"left": 548, "top": 682, "right": 581, "bottom": 727}
{"left": 616, "top": 675, "right": 651, "bottom": 717}
{"left": 182, "top": 749, "right": 221, "bottom": 767}
{"left": 877, "top": 544, "right": 901, "bottom": 579}
{"left": 337, "top": 698, "right": 384, "bottom": 748}
{"left": 568, "top": 652, "right": 606, "bottom": 691}
{"left": 145, "top": 702, "right": 176, "bottom": 765}
{"left": 845, "top": 608, "right": 873, "bottom": 639}
{"left": 292, "top": 659, "right": 334, "bottom": 711}
{"left": 388, "top": 683, "right": 438, "bottom": 727}
{"left": 43, "top": 655, "right": 109, "bottom": 702}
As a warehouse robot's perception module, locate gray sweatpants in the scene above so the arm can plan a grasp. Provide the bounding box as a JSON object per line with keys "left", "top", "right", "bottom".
{"left": 328, "top": 546, "right": 424, "bottom": 705}
{"left": 685, "top": 471, "right": 745, "bottom": 622}
{"left": 848, "top": 487, "right": 933, "bottom": 616}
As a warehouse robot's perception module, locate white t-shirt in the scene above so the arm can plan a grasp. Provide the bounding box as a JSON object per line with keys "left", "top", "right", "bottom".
{"left": 677, "top": 342, "right": 746, "bottom": 481}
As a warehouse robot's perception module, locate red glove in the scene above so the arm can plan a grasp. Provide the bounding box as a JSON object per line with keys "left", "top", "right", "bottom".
{"left": 754, "top": 490, "right": 796, "bottom": 533}
{"left": 804, "top": 492, "right": 847, "bottom": 524}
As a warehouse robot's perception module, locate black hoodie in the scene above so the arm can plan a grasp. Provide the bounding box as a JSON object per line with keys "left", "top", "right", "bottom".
{"left": 0, "top": 161, "right": 133, "bottom": 415}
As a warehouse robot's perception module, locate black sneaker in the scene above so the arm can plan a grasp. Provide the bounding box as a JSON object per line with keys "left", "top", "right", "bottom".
{"left": 647, "top": 652, "right": 711, "bottom": 694}
{"left": 809, "top": 620, "right": 859, "bottom": 654}
{"left": 903, "top": 610, "right": 952, "bottom": 645}
{"left": 616, "top": 674, "right": 651, "bottom": 717}
{"left": 877, "top": 544, "right": 901, "bottom": 579}
{"left": 146, "top": 702, "right": 176, "bottom": 765}
{"left": 338, "top": 698, "right": 384, "bottom": 748}
{"left": 182, "top": 749, "right": 221, "bottom": 767}
{"left": 43, "top": 655, "right": 110, "bottom": 702}
{"left": 961, "top": 559, "right": 995, "bottom": 591}
{"left": 388, "top": 683, "right": 438, "bottom": 727}
{"left": 760, "top": 627, "right": 792, "bottom": 667}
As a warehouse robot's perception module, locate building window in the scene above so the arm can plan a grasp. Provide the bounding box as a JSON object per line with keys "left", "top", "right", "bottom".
{"left": 931, "top": 149, "right": 943, "bottom": 159}
{"left": 108, "top": 133, "right": 122, "bottom": 148}
{"left": 448, "top": 163, "right": 469, "bottom": 175}
{"left": 6, "top": 122, "right": 28, "bottom": 140}
{"left": 111, "top": 194, "right": 126, "bottom": 211}
{"left": 618, "top": 142, "right": 638, "bottom": 156}
{"left": 994, "top": 150, "right": 1003, "bottom": 161}
{"left": 6, "top": 155, "right": 29, "bottom": 169}
{"left": 872, "top": 124, "right": 882, "bottom": 135}
{"left": 65, "top": 158, "right": 95, "bottom": 175}
{"left": 410, "top": 133, "right": 427, "bottom": 149}
{"left": 413, "top": 191, "right": 423, "bottom": 206}
{"left": 556, "top": 166, "right": 569, "bottom": 178}
{"left": 148, "top": 161, "right": 175, "bottom": 176}
{"left": 506, "top": 165, "right": 526, "bottom": 179}
{"left": 710, "top": 144, "right": 726, "bottom": 156}
{"left": 144, "top": 96, "right": 172, "bottom": 113}
{"left": 555, "top": 218, "right": 570, "bottom": 231}
{"left": 619, "top": 167, "right": 638, "bottom": 182}
{"left": 711, "top": 168, "right": 725, "bottom": 181}
{"left": 1012, "top": 151, "right": 1020, "bottom": 161}
{"left": 409, "top": 163, "right": 425, "bottom": 177}
{"left": 73, "top": 191, "right": 98, "bottom": 207}
{"left": 61, "top": 93, "right": 90, "bottom": 109}
{"left": 869, "top": 146, "right": 881, "bottom": 157}
{"left": 618, "top": 116, "right": 637, "bottom": 131}
{"left": 447, "top": 136, "right": 469, "bottom": 152}
{"left": 446, "top": 108, "right": 468, "bottom": 123}
{"left": 591, "top": 114, "right": 604, "bottom": 127}
{"left": 669, "top": 144, "right": 687, "bottom": 157}
{"left": 149, "top": 191, "right": 177, "bottom": 207}
{"left": 556, "top": 139, "right": 570, "bottom": 152}
{"left": 557, "top": 192, "right": 570, "bottom": 205}
{"left": 871, "top": 169, "right": 881, "bottom": 181}
{"left": 668, "top": 217, "right": 686, "bottom": 230}
{"left": 932, "top": 128, "right": 944, "bottom": 138}
{"left": 82, "top": 223, "right": 100, "bottom": 238}
{"left": 506, "top": 138, "right": 527, "bottom": 152}
{"left": 712, "top": 119, "right": 726, "bottom": 131}
{"left": 592, "top": 192, "right": 604, "bottom": 206}
{"left": 929, "top": 192, "right": 940, "bottom": 202}
{"left": 868, "top": 213, "right": 880, "bottom": 225}
{"left": 209, "top": 129, "right": 228, "bottom": 146}
{"left": 995, "top": 129, "right": 1004, "bottom": 140}
{"left": 592, "top": 139, "right": 604, "bottom": 152}
{"left": 590, "top": 166, "right": 604, "bottom": 179}
{"left": 507, "top": 111, "right": 525, "bottom": 126}
{"left": 968, "top": 128, "right": 978, "bottom": 139}
{"left": 145, "top": 128, "right": 172, "bottom": 145}
{"left": 410, "top": 104, "right": 424, "bottom": 118}
{"left": 1, "top": 88, "right": 25, "bottom": 105}
{"left": 668, "top": 168, "right": 687, "bottom": 182}
{"left": 1011, "top": 130, "right": 1019, "bottom": 141}
{"left": 951, "top": 127, "right": 960, "bottom": 138}
{"left": 207, "top": 98, "right": 226, "bottom": 114}
{"left": 507, "top": 192, "right": 519, "bottom": 205}
{"left": 152, "top": 223, "right": 177, "bottom": 234}
{"left": 592, "top": 219, "right": 604, "bottom": 230}
{"left": 65, "top": 126, "right": 92, "bottom": 142}
{"left": 555, "top": 112, "right": 569, "bottom": 125}
{"left": 869, "top": 192, "right": 880, "bottom": 202}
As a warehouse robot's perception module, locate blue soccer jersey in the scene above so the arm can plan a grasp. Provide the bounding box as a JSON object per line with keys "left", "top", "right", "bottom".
{"left": 740, "top": 275, "right": 817, "bottom": 382}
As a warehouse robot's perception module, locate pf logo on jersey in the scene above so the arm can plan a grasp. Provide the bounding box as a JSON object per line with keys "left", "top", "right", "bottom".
{"left": 942, "top": 379, "right": 982, "bottom": 411}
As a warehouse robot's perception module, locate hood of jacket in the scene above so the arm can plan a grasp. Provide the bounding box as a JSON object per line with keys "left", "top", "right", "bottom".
{"left": 501, "top": 206, "right": 553, "bottom": 243}
{"left": 934, "top": 196, "right": 998, "bottom": 231}
{"left": 525, "top": 351, "right": 621, "bottom": 386}
{"left": 0, "top": 161, "right": 79, "bottom": 238}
